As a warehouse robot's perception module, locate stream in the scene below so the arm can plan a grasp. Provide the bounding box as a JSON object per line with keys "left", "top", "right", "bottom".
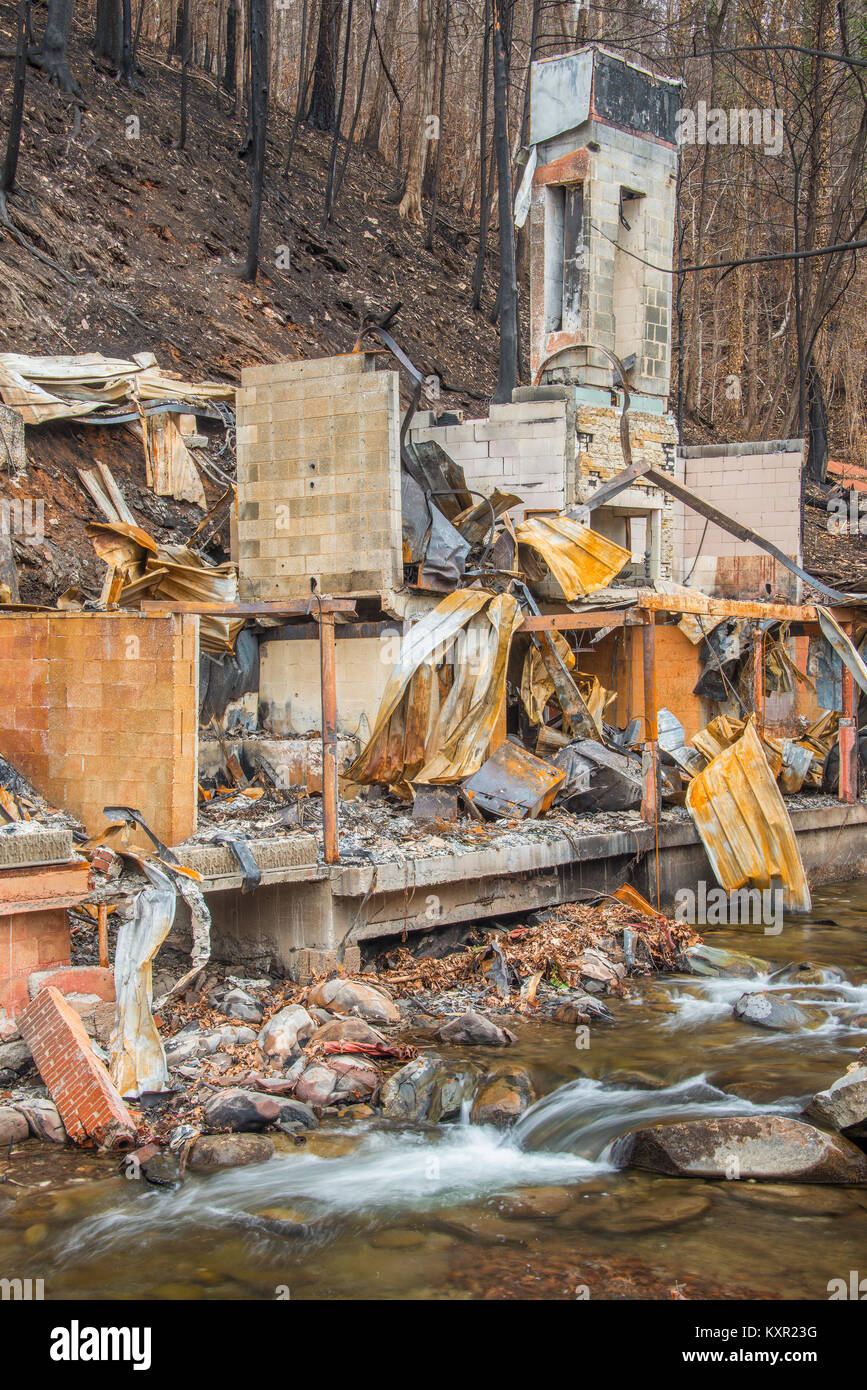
{"left": 3, "top": 879, "right": 867, "bottom": 1300}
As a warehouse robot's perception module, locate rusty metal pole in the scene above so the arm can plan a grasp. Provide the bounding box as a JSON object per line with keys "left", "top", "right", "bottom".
{"left": 319, "top": 610, "right": 340, "bottom": 862}
{"left": 839, "top": 625, "right": 857, "bottom": 804}
{"left": 641, "top": 613, "right": 659, "bottom": 824}
{"left": 753, "top": 623, "right": 765, "bottom": 733}
{"left": 97, "top": 903, "right": 109, "bottom": 969}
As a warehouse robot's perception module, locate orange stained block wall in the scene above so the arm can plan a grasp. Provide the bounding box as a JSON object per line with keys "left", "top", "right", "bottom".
{"left": 0, "top": 612, "right": 198, "bottom": 844}
{"left": 578, "top": 624, "right": 821, "bottom": 742}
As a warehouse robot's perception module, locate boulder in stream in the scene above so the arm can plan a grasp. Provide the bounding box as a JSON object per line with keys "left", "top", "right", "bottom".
{"left": 732, "top": 991, "right": 822, "bottom": 1031}
{"left": 807, "top": 1066, "right": 867, "bottom": 1138}
{"left": 380, "top": 1057, "right": 441, "bottom": 1120}
{"left": 188, "top": 1133, "right": 275, "bottom": 1172}
{"left": 0, "top": 1105, "right": 29, "bottom": 1146}
{"left": 470, "top": 1065, "right": 536, "bottom": 1128}
{"left": 306, "top": 978, "right": 399, "bottom": 1025}
{"left": 612, "top": 1115, "right": 867, "bottom": 1184}
{"left": 437, "top": 1011, "right": 517, "bottom": 1047}
{"left": 13, "top": 1098, "right": 66, "bottom": 1144}
{"left": 203, "top": 1088, "right": 280, "bottom": 1132}
{"left": 293, "top": 1055, "right": 380, "bottom": 1108}
{"left": 684, "top": 944, "right": 769, "bottom": 979}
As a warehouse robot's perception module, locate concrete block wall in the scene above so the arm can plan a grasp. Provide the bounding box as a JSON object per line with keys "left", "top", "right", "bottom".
{"left": 677, "top": 440, "right": 804, "bottom": 597}
{"left": 258, "top": 634, "right": 393, "bottom": 742}
{"left": 236, "top": 354, "right": 403, "bottom": 599}
{"left": 0, "top": 907, "right": 69, "bottom": 1017}
{"left": 0, "top": 612, "right": 198, "bottom": 843}
{"left": 409, "top": 396, "right": 573, "bottom": 519}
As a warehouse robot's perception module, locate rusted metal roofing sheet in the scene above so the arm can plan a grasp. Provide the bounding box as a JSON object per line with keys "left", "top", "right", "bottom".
{"left": 514, "top": 515, "right": 630, "bottom": 601}
{"left": 685, "top": 719, "right": 811, "bottom": 911}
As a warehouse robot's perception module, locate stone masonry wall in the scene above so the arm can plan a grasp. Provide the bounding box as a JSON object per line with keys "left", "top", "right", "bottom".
{"left": 236, "top": 355, "right": 403, "bottom": 599}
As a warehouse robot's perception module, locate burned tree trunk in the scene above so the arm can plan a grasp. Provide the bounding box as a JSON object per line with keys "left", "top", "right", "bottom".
{"left": 424, "top": 0, "right": 449, "bottom": 251}
{"left": 223, "top": 0, "right": 237, "bottom": 94}
{"left": 120, "top": 0, "right": 133, "bottom": 84}
{"left": 491, "top": 0, "right": 518, "bottom": 401}
{"left": 3, "top": 0, "right": 30, "bottom": 195}
{"left": 94, "top": 0, "right": 122, "bottom": 67}
{"left": 30, "top": 0, "right": 79, "bottom": 95}
{"left": 238, "top": 0, "right": 269, "bottom": 281}
{"left": 308, "top": 0, "right": 342, "bottom": 132}
{"left": 398, "top": 0, "right": 434, "bottom": 223}
{"left": 178, "top": 0, "right": 191, "bottom": 147}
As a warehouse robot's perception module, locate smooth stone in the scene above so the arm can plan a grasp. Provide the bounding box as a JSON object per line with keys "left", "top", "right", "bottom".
{"left": 684, "top": 944, "right": 769, "bottom": 979}
{"left": 307, "top": 978, "right": 399, "bottom": 1025}
{"left": 188, "top": 1133, "right": 275, "bottom": 1172}
{"left": 470, "top": 1065, "right": 536, "bottom": 1128}
{"left": 612, "top": 1115, "right": 867, "bottom": 1184}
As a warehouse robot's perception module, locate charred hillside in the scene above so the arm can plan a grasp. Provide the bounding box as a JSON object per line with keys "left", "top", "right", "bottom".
{"left": 0, "top": 1, "right": 508, "bottom": 412}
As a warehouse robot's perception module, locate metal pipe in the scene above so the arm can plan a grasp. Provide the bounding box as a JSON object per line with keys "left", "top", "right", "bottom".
{"left": 97, "top": 903, "right": 109, "bottom": 969}
{"left": 753, "top": 624, "right": 765, "bottom": 732}
{"left": 839, "top": 625, "right": 857, "bottom": 804}
{"left": 320, "top": 611, "right": 340, "bottom": 862}
{"left": 641, "top": 613, "right": 659, "bottom": 823}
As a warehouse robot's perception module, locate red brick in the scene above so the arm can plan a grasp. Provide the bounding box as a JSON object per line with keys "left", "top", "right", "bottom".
{"left": 17, "top": 987, "right": 135, "bottom": 1149}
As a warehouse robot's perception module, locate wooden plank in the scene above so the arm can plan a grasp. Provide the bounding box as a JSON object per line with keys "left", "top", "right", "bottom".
{"left": 95, "top": 462, "right": 138, "bottom": 527}
{"left": 76, "top": 468, "right": 119, "bottom": 522}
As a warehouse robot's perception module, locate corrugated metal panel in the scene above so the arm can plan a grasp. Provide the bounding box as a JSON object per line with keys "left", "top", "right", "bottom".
{"left": 515, "top": 515, "right": 630, "bottom": 601}
{"left": 686, "top": 718, "right": 811, "bottom": 911}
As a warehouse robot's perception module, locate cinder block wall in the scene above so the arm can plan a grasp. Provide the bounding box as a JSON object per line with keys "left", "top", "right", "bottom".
{"left": 0, "top": 612, "right": 198, "bottom": 843}
{"left": 410, "top": 397, "right": 572, "bottom": 518}
{"left": 677, "top": 440, "right": 804, "bottom": 598}
{"left": 236, "top": 354, "right": 403, "bottom": 599}
{"left": 258, "top": 633, "right": 393, "bottom": 741}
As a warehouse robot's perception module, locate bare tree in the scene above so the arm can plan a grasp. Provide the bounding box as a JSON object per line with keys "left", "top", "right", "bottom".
{"left": 491, "top": 0, "right": 518, "bottom": 400}
{"left": 399, "top": 0, "right": 435, "bottom": 223}
{"left": 308, "top": 0, "right": 342, "bottom": 131}
{"left": 30, "top": 0, "right": 79, "bottom": 94}
{"left": 235, "top": 0, "right": 269, "bottom": 282}
{"left": 3, "top": 0, "right": 31, "bottom": 195}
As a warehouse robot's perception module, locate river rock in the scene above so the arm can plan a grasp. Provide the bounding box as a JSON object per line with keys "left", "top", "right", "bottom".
{"left": 380, "top": 1057, "right": 441, "bottom": 1120}
{"left": 429, "top": 1064, "right": 482, "bottom": 1122}
{"left": 274, "top": 1097, "right": 317, "bottom": 1130}
{"left": 612, "top": 1115, "right": 867, "bottom": 1184}
{"left": 311, "top": 1017, "right": 387, "bottom": 1047}
{"left": 258, "top": 1005, "right": 315, "bottom": 1061}
{"left": 307, "top": 977, "right": 399, "bottom": 1025}
{"left": 732, "top": 991, "right": 820, "bottom": 1031}
{"left": 188, "top": 1133, "right": 275, "bottom": 1172}
{"left": 494, "top": 1186, "right": 572, "bottom": 1220}
{"left": 219, "top": 989, "right": 264, "bottom": 1025}
{"left": 0, "top": 1106, "right": 29, "bottom": 1145}
{"left": 165, "top": 1025, "right": 225, "bottom": 1062}
{"left": 470, "top": 1065, "right": 536, "bottom": 1128}
{"left": 772, "top": 961, "right": 848, "bottom": 987}
{"left": 684, "top": 944, "right": 769, "bottom": 979}
{"left": 13, "top": 1098, "right": 66, "bottom": 1144}
{"left": 437, "top": 1011, "right": 517, "bottom": 1047}
{"left": 0, "top": 1039, "right": 32, "bottom": 1075}
{"left": 293, "top": 1055, "right": 380, "bottom": 1107}
{"left": 203, "top": 1088, "right": 280, "bottom": 1131}
{"left": 807, "top": 1065, "right": 867, "bottom": 1138}
{"left": 553, "top": 995, "right": 615, "bottom": 1025}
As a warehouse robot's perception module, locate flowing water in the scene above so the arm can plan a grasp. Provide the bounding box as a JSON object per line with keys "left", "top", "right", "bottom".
{"left": 3, "top": 880, "right": 867, "bottom": 1300}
